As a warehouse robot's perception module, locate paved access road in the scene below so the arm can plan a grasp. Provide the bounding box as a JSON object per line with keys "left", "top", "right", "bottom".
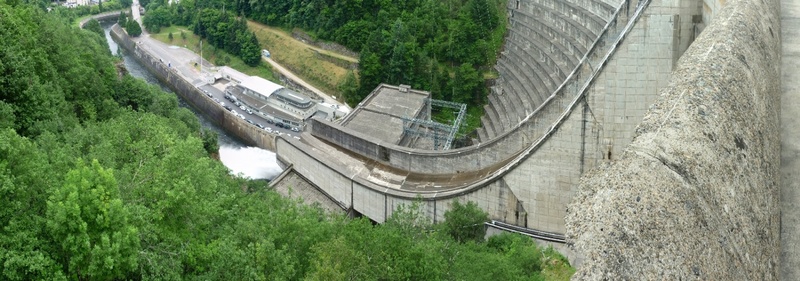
{"left": 263, "top": 57, "right": 351, "bottom": 112}
{"left": 782, "top": 0, "right": 800, "bottom": 279}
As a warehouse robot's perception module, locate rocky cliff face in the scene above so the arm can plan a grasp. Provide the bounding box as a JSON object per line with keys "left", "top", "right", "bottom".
{"left": 565, "top": 0, "right": 782, "bottom": 279}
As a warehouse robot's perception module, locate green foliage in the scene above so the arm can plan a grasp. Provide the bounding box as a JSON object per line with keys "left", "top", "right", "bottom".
{"left": 449, "top": 62, "right": 485, "bottom": 104}
{"left": 117, "top": 10, "right": 127, "bottom": 25}
{"left": 125, "top": 19, "right": 142, "bottom": 37}
{"left": 142, "top": 3, "right": 170, "bottom": 33}
{"left": 193, "top": 8, "right": 260, "bottom": 66}
{"left": 46, "top": 159, "right": 139, "bottom": 280}
{"left": 83, "top": 18, "right": 103, "bottom": 37}
{"left": 304, "top": 236, "right": 370, "bottom": 281}
{"left": 488, "top": 233, "right": 544, "bottom": 274}
{"left": 200, "top": 128, "right": 219, "bottom": 154}
{"left": 337, "top": 70, "right": 358, "bottom": 104}
{"left": 443, "top": 200, "right": 490, "bottom": 243}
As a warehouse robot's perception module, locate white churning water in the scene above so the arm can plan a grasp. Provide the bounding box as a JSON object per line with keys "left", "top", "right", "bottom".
{"left": 218, "top": 146, "right": 284, "bottom": 180}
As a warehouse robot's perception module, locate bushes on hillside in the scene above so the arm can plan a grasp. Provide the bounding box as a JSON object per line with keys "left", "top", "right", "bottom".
{"left": 125, "top": 19, "right": 141, "bottom": 36}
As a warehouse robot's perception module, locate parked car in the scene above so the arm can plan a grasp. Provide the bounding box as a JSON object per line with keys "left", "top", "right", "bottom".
{"left": 224, "top": 105, "right": 233, "bottom": 111}
{"left": 246, "top": 119, "right": 255, "bottom": 125}
{"left": 276, "top": 123, "right": 284, "bottom": 128}
{"left": 291, "top": 127, "right": 300, "bottom": 132}
{"left": 246, "top": 109, "right": 253, "bottom": 115}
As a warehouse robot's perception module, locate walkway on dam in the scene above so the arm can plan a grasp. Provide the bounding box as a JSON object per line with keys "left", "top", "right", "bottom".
{"left": 782, "top": 0, "right": 800, "bottom": 279}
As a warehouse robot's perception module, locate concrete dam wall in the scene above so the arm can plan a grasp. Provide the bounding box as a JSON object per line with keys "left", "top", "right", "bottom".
{"left": 274, "top": 0, "right": 706, "bottom": 239}
{"left": 565, "top": 0, "right": 781, "bottom": 278}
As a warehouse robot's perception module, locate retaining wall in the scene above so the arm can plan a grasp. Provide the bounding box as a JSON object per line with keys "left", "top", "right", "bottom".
{"left": 110, "top": 24, "right": 278, "bottom": 151}
{"left": 565, "top": 0, "right": 781, "bottom": 278}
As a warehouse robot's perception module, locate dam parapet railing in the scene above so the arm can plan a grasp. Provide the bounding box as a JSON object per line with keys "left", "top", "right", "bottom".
{"left": 310, "top": 0, "right": 646, "bottom": 177}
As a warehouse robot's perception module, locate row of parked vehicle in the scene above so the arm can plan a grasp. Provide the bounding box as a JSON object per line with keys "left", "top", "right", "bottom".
{"left": 209, "top": 89, "right": 302, "bottom": 134}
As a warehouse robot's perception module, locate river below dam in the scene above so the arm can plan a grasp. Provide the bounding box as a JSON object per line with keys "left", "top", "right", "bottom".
{"left": 102, "top": 22, "right": 283, "bottom": 180}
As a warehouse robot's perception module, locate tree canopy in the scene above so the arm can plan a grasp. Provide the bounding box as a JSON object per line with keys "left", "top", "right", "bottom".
{"left": 125, "top": 19, "right": 142, "bottom": 36}
{"left": 142, "top": 0, "right": 262, "bottom": 66}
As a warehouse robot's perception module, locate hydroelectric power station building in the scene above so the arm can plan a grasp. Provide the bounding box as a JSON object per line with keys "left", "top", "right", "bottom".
{"left": 218, "top": 66, "right": 347, "bottom": 127}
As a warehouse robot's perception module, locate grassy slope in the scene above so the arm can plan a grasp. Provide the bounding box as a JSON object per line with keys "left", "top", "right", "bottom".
{"left": 150, "top": 25, "right": 277, "bottom": 82}
{"left": 541, "top": 246, "right": 577, "bottom": 280}
{"left": 247, "top": 21, "right": 355, "bottom": 98}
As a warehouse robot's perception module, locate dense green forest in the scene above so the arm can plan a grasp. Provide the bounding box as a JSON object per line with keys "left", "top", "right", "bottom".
{"left": 142, "top": 0, "right": 263, "bottom": 66}
{"left": 0, "top": 2, "right": 572, "bottom": 280}
{"left": 142, "top": 0, "right": 505, "bottom": 121}
{"left": 229, "top": 0, "right": 506, "bottom": 106}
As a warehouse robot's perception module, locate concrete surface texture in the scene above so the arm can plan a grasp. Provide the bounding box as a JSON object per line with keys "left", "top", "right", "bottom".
{"left": 565, "top": 0, "right": 782, "bottom": 278}
{"left": 781, "top": 0, "right": 800, "bottom": 279}
{"left": 340, "top": 85, "right": 430, "bottom": 145}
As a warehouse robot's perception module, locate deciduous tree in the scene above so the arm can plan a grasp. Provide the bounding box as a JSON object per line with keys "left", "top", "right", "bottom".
{"left": 126, "top": 20, "right": 142, "bottom": 37}
{"left": 46, "top": 159, "right": 139, "bottom": 280}
{"left": 443, "top": 200, "right": 489, "bottom": 243}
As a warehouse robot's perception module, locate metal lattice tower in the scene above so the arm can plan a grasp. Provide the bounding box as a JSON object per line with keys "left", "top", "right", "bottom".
{"left": 401, "top": 98, "right": 467, "bottom": 150}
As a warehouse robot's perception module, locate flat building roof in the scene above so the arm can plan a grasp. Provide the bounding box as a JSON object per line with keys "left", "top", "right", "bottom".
{"left": 342, "top": 84, "right": 430, "bottom": 145}
{"left": 240, "top": 76, "right": 284, "bottom": 99}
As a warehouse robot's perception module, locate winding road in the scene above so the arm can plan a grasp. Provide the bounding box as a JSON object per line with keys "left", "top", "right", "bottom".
{"left": 262, "top": 57, "right": 350, "bottom": 111}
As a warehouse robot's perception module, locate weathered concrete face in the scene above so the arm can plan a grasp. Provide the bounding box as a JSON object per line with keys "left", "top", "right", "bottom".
{"left": 566, "top": 0, "right": 781, "bottom": 278}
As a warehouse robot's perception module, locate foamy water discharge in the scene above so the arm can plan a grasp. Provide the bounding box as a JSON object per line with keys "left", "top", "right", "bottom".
{"left": 219, "top": 146, "right": 284, "bottom": 180}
